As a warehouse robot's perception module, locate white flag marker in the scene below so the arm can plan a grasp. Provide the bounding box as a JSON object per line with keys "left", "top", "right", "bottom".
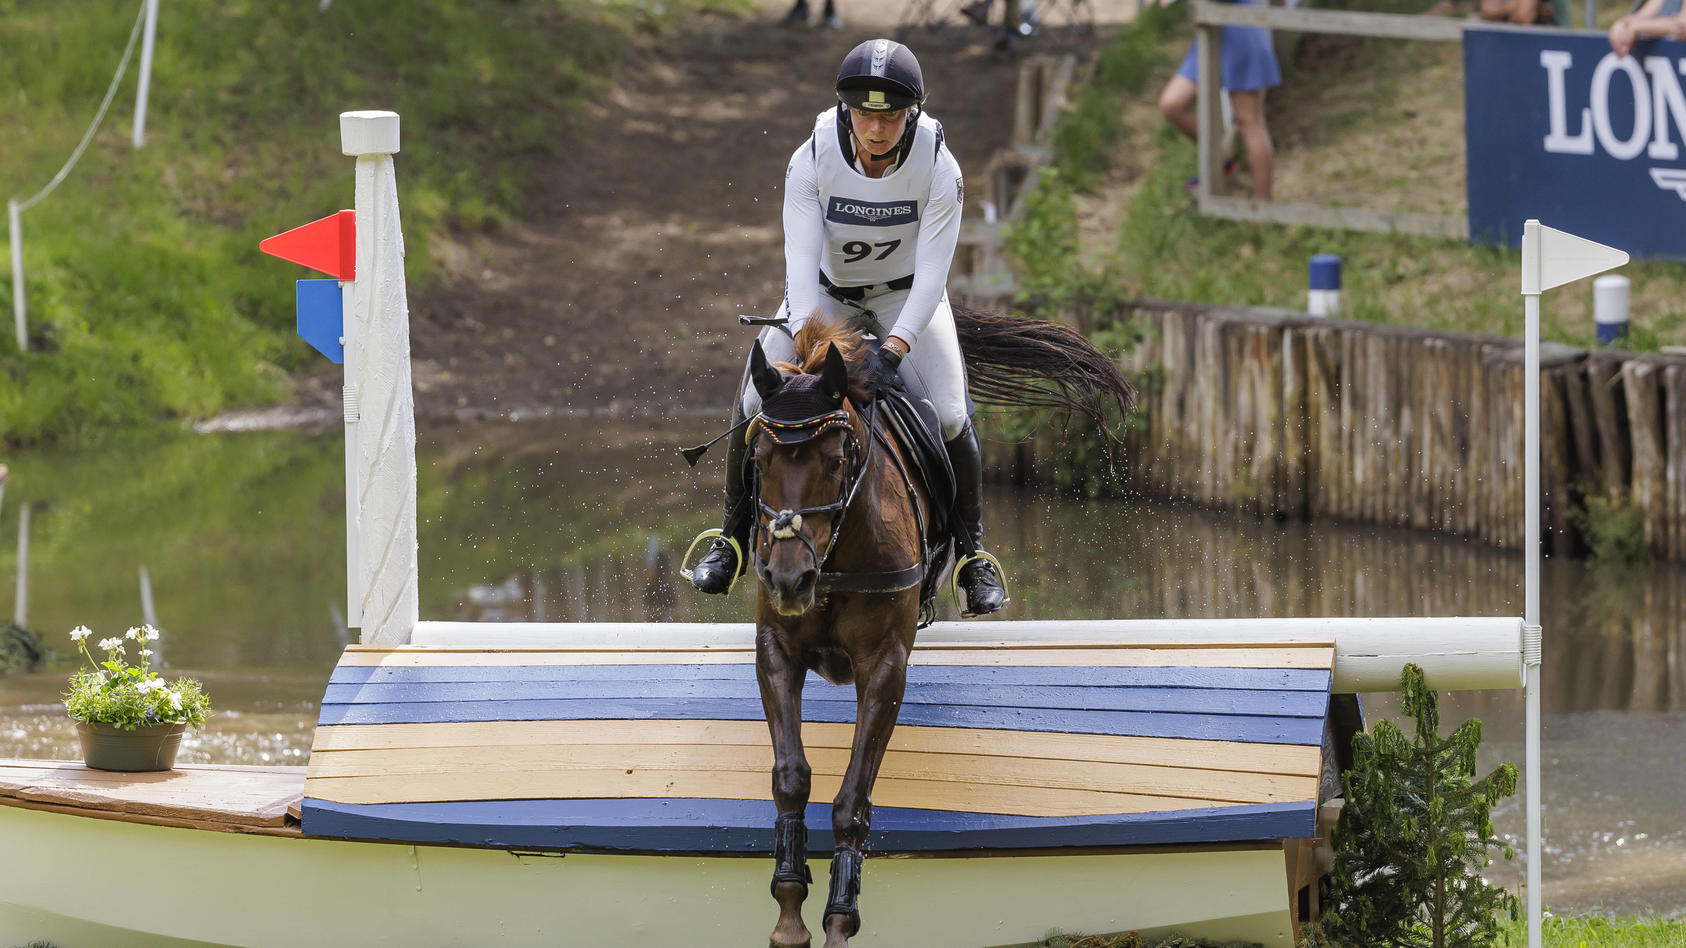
{"left": 1521, "top": 219, "right": 1629, "bottom": 295}
{"left": 1516, "top": 219, "right": 1627, "bottom": 948}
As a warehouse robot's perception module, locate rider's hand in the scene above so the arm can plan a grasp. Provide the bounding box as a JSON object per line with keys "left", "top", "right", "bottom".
{"left": 864, "top": 345, "right": 904, "bottom": 396}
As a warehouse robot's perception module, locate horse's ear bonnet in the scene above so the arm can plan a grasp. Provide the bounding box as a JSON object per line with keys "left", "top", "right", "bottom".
{"left": 756, "top": 345, "right": 852, "bottom": 446}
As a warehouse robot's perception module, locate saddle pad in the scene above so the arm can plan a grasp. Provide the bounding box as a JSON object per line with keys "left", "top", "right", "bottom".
{"left": 301, "top": 641, "right": 1334, "bottom": 854}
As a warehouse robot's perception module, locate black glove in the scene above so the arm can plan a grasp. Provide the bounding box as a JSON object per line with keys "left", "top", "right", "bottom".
{"left": 864, "top": 345, "right": 904, "bottom": 396}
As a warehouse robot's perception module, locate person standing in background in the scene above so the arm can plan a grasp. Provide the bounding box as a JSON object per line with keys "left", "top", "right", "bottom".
{"left": 1609, "top": 0, "right": 1686, "bottom": 56}
{"left": 1156, "top": 0, "right": 1280, "bottom": 201}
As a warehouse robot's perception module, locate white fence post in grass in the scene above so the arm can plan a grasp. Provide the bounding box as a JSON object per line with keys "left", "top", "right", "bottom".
{"left": 341, "top": 111, "right": 418, "bottom": 646}
{"left": 131, "top": 0, "right": 159, "bottom": 149}
{"left": 9, "top": 201, "right": 24, "bottom": 353}
{"left": 1519, "top": 219, "right": 1627, "bottom": 948}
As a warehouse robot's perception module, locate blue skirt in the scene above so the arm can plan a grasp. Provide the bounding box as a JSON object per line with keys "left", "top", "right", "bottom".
{"left": 1176, "top": 23, "right": 1281, "bottom": 92}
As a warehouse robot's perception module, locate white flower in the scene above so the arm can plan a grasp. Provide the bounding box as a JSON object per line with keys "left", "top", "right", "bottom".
{"left": 144, "top": 627, "right": 161, "bottom": 642}
{"left": 167, "top": 692, "right": 182, "bottom": 710}
{"left": 69, "top": 626, "right": 91, "bottom": 643}
{"left": 97, "top": 637, "right": 123, "bottom": 651}
{"left": 125, "top": 627, "right": 141, "bottom": 641}
{"left": 140, "top": 649, "right": 154, "bottom": 658}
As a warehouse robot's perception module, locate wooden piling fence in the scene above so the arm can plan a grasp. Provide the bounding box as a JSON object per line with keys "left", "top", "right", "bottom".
{"left": 979, "top": 300, "right": 1686, "bottom": 561}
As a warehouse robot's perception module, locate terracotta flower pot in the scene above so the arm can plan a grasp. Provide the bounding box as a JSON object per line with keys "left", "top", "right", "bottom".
{"left": 75, "top": 721, "right": 187, "bottom": 772}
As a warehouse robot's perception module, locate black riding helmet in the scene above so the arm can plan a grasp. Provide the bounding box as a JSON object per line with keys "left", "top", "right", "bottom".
{"left": 835, "top": 39, "right": 924, "bottom": 113}
{"left": 836, "top": 40, "right": 924, "bottom": 161}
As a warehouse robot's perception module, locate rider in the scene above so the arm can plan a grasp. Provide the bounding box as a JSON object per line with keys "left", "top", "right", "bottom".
{"left": 689, "top": 38, "right": 1007, "bottom": 617}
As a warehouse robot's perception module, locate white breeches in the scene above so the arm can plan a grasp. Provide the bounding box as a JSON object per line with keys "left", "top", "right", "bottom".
{"left": 741, "top": 287, "right": 971, "bottom": 441}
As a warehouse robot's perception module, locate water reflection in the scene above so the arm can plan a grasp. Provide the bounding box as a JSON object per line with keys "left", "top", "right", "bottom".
{"left": 0, "top": 418, "right": 1682, "bottom": 914}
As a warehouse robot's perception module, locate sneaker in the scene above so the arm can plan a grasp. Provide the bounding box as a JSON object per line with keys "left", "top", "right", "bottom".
{"left": 824, "top": 11, "right": 843, "bottom": 27}
{"left": 1182, "top": 158, "right": 1239, "bottom": 191}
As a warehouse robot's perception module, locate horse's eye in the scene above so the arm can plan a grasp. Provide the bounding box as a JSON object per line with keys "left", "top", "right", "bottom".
{"left": 829, "top": 456, "right": 847, "bottom": 474}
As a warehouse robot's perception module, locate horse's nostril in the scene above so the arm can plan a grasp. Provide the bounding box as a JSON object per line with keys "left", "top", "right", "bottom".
{"left": 796, "top": 570, "right": 818, "bottom": 593}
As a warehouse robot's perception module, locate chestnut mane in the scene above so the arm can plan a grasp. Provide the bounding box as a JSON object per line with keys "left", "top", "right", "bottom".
{"left": 774, "top": 315, "right": 872, "bottom": 404}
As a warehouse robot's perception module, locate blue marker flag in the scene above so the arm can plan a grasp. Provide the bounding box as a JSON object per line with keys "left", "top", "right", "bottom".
{"left": 296, "top": 279, "right": 344, "bottom": 364}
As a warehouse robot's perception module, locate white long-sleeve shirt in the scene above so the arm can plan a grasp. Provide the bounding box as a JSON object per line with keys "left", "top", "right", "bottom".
{"left": 782, "top": 107, "right": 964, "bottom": 347}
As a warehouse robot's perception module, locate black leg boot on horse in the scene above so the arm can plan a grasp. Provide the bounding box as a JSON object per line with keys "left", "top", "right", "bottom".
{"left": 688, "top": 402, "right": 753, "bottom": 595}
{"left": 946, "top": 422, "right": 1007, "bottom": 616}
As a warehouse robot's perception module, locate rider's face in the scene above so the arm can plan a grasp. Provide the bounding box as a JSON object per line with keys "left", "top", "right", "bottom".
{"left": 849, "top": 107, "right": 910, "bottom": 155}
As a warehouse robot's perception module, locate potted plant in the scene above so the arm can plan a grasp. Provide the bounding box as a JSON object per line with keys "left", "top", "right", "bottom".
{"left": 63, "top": 625, "right": 210, "bottom": 772}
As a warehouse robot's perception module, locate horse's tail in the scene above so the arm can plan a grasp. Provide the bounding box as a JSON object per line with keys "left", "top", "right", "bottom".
{"left": 952, "top": 304, "right": 1137, "bottom": 440}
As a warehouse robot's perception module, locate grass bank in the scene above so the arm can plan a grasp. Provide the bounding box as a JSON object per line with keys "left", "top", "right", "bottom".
{"left": 0, "top": 0, "right": 743, "bottom": 447}
{"left": 1029, "top": 915, "right": 1686, "bottom": 947}
{"left": 1007, "top": 0, "right": 1686, "bottom": 349}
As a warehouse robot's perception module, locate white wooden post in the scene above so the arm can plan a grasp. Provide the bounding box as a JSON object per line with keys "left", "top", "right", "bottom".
{"left": 340, "top": 111, "right": 417, "bottom": 645}
{"left": 9, "top": 200, "right": 24, "bottom": 354}
{"left": 341, "top": 281, "right": 362, "bottom": 629}
{"left": 1518, "top": 219, "right": 1627, "bottom": 948}
{"left": 1195, "top": 23, "right": 1222, "bottom": 210}
{"left": 131, "top": 0, "right": 159, "bottom": 149}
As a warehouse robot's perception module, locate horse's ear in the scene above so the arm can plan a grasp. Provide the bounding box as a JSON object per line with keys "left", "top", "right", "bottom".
{"left": 750, "top": 340, "right": 783, "bottom": 402}
{"left": 820, "top": 343, "right": 848, "bottom": 402}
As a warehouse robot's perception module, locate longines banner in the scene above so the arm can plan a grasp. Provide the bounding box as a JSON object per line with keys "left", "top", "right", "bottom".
{"left": 1465, "top": 27, "right": 1686, "bottom": 259}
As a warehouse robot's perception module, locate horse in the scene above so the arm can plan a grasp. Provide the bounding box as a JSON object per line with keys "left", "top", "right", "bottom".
{"left": 738, "top": 310, "right": 1136, "bottom": 948}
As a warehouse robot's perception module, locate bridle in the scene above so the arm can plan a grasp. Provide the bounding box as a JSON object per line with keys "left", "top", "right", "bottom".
{"left": 749, "top": 397, "right": 925, "bottom": 595}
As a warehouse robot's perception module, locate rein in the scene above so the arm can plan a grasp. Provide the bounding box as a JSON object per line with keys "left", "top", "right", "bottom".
{"left": 750, "top": 397, "right": 926, "bottom": 595}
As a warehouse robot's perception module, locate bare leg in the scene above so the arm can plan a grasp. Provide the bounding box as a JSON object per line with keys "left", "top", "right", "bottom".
{"left": 822, "top": 641, "right": 911, "bottom": 947}
{"left": 1228, "top": 89, "right": 1273, "bottom": 201}
{"left": 758, "top": 626, "right": 813, "bottom": 948}
{"left": 1158, "top": 74, "right": 1199, "bottom": 143}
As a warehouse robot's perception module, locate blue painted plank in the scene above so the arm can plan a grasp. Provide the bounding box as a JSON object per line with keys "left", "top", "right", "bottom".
{"left": 300, "top": 797, "right": 1315, "bottom": 853}
{"left": 329, "top": 663, "right": 1332, "bottom": 693}
{"left": 315, "top": 697, "right": 1328, "bottom": 745}
{"left": 322, "top": 679, "right": 1323, "bottom": 718}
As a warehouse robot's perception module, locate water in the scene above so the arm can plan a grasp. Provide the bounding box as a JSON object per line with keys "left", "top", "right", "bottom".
{"left": 0, "top": 417, "right": 1682, "bottom": 916}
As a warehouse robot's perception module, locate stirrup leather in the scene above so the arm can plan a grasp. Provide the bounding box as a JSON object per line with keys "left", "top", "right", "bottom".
{"left": 679, "top": 528, "right": 745, "bottom": 595}
{"left": 950, "top": 550, "right": 1009, "bottom": 619}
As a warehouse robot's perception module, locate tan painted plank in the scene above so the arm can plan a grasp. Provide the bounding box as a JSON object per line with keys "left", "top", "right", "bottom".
{"left": 0, "top": 760, "right": 304, "bottom": 827}
{"left": 303, "top": 768, "right": 1249, "bottom": 817}
{"left": 305, "top": 744, "right": 1318, "bottom": 805}
{"left": 0, "top": 797, "right": 304, "bottom": 838}
{"left": 311, "top": 721, "right": 1322, "bottom": 777}
{"left": 335, "top": 645, "right": 1334, "bottom": 670}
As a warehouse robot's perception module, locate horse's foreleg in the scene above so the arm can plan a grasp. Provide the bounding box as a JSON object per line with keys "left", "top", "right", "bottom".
{"left": 823, "top": 644, "right": 910, "bottom": 947}
{"left": 757, "top": 627, "right": 813, "bottom": 948}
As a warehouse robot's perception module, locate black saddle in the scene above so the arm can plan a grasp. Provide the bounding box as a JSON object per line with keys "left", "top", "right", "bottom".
{"left": 878, "top": 387, "right": 954, "bottom": 535}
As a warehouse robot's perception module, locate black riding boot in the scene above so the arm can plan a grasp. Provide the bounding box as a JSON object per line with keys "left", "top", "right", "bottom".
{"left": 692, "top": 405, "right": 753, "bottom": 595}
{"left": 945, "top": 422, "right": 1007, "bottom": 616}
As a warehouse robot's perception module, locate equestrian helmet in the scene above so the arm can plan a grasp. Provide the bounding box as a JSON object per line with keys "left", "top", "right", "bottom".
{"left": 835, "top": 39, "right": 924, "bottom": 113}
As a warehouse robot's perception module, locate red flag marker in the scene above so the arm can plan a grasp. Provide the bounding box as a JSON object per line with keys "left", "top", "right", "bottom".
{"left": 260, "top": 209, "right": 356, "bottom": 280}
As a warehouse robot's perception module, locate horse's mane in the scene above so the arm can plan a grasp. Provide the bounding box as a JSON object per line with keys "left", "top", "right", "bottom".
{"left": 773, "top": 315, "right": 871, "bottom": 404}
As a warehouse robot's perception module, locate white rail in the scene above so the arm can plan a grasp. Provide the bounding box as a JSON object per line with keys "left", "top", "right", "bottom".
{"left": 413, "top": 617, "right": 1525, "bottom": 693}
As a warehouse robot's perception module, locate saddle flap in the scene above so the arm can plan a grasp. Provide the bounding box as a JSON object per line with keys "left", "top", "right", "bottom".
{"left": 880, "top": 389, "right": 955, "bottom": 529}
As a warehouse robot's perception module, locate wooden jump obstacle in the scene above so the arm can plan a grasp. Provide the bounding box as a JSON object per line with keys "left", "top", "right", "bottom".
{"left": 1, "top": 109, "right": 1581, "bottom": 948}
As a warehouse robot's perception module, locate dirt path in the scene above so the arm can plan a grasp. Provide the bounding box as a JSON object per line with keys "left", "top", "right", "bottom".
{"left": 309, "top": 0, "right": 1100, "bottom": 422}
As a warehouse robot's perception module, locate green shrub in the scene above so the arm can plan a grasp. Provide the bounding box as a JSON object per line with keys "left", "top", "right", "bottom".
{"left": 1322, "top": 664, "right": 1519, "bottom": 948}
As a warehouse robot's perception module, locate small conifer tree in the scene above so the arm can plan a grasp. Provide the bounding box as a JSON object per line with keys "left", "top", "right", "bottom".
{"left": 1321, "top": 663, "right": 1520, "bottom": 948}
